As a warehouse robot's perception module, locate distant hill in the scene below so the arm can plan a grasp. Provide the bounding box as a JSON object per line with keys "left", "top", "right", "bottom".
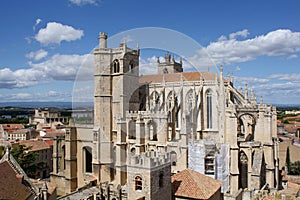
{"left": 0, "top": 102, "right": 93, "bottom": 109}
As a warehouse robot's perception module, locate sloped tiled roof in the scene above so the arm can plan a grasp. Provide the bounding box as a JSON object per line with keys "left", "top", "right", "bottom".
{"left": 2, "top": 124, "right": 25, "bottom": 129}
{"left": 139, "top": 71, "right": 216, "bottom": 84}
{"left": 0, "top": 161, "right": 32, "bottom": 200}
{"left": 171, "top": 169, "right": 222, "bottom": 200}
{"left": 19, "top": 139, "right": 51, "bottom": 151}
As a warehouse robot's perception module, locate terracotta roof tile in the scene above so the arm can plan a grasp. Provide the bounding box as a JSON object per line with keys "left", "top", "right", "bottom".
{"left": 139, "top": 71, "right": 216, "bottom": 84}
{"left": 171, "top": 169, "right": 222, "bottom": 200}
{"left": 0, "top": 161, "right": 32, "bottom": 199}
{"left": 19, "top": 140, "right": 51, "bottom": 151}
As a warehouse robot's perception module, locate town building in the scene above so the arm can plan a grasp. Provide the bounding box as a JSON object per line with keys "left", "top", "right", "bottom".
{"left": 0, "top": 124, "right": 31, "bottom": 140}
{"left": 29, "top": 108, "right": 69, "bottom": 128}
{"left": 18, "top": 139, "right": 53, "bottom": 178}
{"left": 51, "top": 32, "right": 279, "bottom": 199}
{"left": 0, "top": 147, "right": 56, "bottom": 200}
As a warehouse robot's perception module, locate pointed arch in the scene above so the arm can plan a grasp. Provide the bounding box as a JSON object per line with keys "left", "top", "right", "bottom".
{"left": 113, "top": 59, "right": 120, "bottom": 73}
{"left": 206, "top": 89, "right": 213, "bottom": 129}
{"left": 128, "top": 120, "right": 136, "bottom": 139}
{"left": 239, "top": 151, "right": 248, "bottom": 189}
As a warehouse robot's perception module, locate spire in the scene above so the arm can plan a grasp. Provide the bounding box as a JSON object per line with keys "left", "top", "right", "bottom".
{"left": 180, "top": 57, "right": 183, "bottom": 65}
{"left": 244, "top": 84, "right": 248, "bottom": 101}
{"left": 220, "top": 65, "right": 223, "bottom": 80}
{"left": 260, "top": 96, "right": 263, "bottom": 105}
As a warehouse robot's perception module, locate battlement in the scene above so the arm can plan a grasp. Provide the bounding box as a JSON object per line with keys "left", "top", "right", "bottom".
{"left": 128, "top": 151, "right": 170, "bottom": 169}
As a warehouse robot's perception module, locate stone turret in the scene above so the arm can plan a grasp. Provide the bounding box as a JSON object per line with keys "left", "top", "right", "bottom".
{"left": 99, "top": 32, "right": 107, "bottom": 48}
{"left": 127, "top": 152, "right": 171, "bottom": 200}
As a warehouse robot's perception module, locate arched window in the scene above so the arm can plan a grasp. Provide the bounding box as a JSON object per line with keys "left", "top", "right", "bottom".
{"left": 113, "top": 59, "right": 120, "bottom": 73}
{"left": 170, "top": 151, "right": 177, "bottom": 166}
{"left": 159, "top": 173, "right": 164, "bottom": 188}
{"left": 149, "top": 122, "right": 157, "bottom": 141}
{"left": 239, "top": 151, "right": 248, "bottom": 189}
{"left": 130, "top": 148, "right": 136, "bottom": 156}
{"left": 129, "top": 61, "right": 134, "bottom": 73}
{"left": 62, "top": 145, "right": 65, "bottom": 170}
{"left": 135, "top": 176, "right": 143, "bottom": 190}
{"left": 84, "top": 147, "right": 92, "bottom": 173}
{"left": 129, "top": 120, "right": 136, "bottom": 139}
{"left": 206, "top": 90, "right": 212, "bottom": 129}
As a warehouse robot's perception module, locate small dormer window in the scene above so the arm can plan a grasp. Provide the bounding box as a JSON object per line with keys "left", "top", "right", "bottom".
{"left": 113, "top": 59, "right": 120, "bottom": 73}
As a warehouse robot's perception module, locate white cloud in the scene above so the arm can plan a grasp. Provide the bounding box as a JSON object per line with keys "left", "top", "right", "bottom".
{"left": 198, "top": 29, "right": 300, "bottom": 66}
{"left": 139, "top": 56, "right": 160, "bottom": 75}
{"left": 229, "top": 29, "right": 250, "bottom": 40}
{"left": 69, "top": 0, "right": 98, "bottom": 6}
{"left": 29, "top": 53, "right": 93, "bottom": 81}
{"left": 268, "top": 73, "right": 300, "bottom": 81}
{"left": 0, "top": 53, "right": 93, "bottom": 89}
{"left": 287, "top": 54, "right": 298, "bottom": 59}
{"left": 235, "top": 76, "right": 269, "bottom": 85}
{"left": 35, "top": 22, "right": 84, "bottom": 45}
{"left": 33, "top": 18, "right": 42, "bottom": 30}
{"left": 0, "top": 90, "right": 71, "bottom": 102}
{"left": 26, "top": 49, "right": 48, "bottom": 61}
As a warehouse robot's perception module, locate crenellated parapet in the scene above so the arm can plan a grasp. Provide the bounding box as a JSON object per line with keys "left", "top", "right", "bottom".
{"left": 128, "top": 151, "right": 170, "bottom": 169}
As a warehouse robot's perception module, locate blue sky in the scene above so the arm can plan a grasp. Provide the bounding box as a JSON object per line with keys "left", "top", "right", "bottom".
{"left": 0, "top": 0, "right": 300, "bottom": 104}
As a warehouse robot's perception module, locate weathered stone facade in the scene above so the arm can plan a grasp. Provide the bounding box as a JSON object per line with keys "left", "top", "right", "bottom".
{"left": 51, "top": 32, "right": 279, "bottom": 199}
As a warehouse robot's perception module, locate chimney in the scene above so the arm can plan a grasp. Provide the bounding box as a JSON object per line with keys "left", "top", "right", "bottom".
{"left": 16, "top": 174, "right": 24, "bottom": 184}
{"left": 99, "top": 32, "right": 107, "bottom": 48}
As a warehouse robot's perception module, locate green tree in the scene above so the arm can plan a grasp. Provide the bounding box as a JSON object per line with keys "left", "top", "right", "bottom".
{"left": 286, "top": 146, "right": 291, "bottom": 174}
{"left": 0, "top": 146, "right": 4, "bottom": 158}
{"left": 11, "top": 145, "right": 38, "bottom": 178}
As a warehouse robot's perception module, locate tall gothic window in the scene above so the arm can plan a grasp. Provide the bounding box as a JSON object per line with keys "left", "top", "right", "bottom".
{"left": 129, "top": 120, "right": 136, "bottom": 139}
{"left": 239, "top": 151, "right": 248, "bottom": 189}
{"left": 159, "top": 173, "right": 164, "bottom": 188}
{"left": 206, "top": 90, "right": 212, "bottom": 129}
{"left": 135, "top": 176, "right": 143, "bottom": 190}
{"left": 129, "top": 61, "right": 134, "bottom": 73}
{"left": 84, "top": 147, "right": 92, "bottom": 173}
{"left": 113, "top": 59, "right": 120, "bottom": 73}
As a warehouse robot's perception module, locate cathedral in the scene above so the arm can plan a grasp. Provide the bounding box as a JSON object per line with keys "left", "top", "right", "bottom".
{"left": 51, "top": 32, "right": 279, "bottom": 200}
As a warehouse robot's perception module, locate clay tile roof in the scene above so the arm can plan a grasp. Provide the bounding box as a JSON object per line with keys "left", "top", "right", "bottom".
{"left": 2, "top": 124, "right": 25, "bottom": 130}
{"left": 139, "top": 71, "right": 216, "bottom": 84}
{"left": 19, "top": 140, "right": 50, "bottom": 151}
{"left": 0, "top": 161, "right": 31, "bottom": 200}
{"left": 171, "top": 169, "right": 222, "bottom": 200}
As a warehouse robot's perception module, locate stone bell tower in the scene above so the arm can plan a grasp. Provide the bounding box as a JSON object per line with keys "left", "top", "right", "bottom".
{"left": 93, "top": 32, "right": 140, "bottom": 185}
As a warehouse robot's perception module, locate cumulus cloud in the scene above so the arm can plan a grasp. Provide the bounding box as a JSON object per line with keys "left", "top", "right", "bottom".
{"left": 0, "top": 53, "right": 93, "bottom": 89}
{"left": 229, "top": 29, "right": 250, "bottom": 39}
{"left": 33, "top": 18, "right": 42, "bottom": 30}
{"left": 268, "top": 73, "right": 300, "bottom": 81}
{"left": 26, "top": 49, "right": 48, "bottom": 61}
{"left": 139, "top": 56, "right": 160, "bottom": 75}
{"left": 198, "top": 29, "right": 300, "bottom": 66}
{"left": 35, "top": 22, "right": 84, "bottom": 45}
{"left": 69, "top": 0, "right": 98, "bottom": 6}
{"left": 235, "top": 76, "right": 269, "bottom": 85}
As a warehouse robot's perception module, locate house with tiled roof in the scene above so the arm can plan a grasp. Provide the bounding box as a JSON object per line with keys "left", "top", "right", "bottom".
{"left": 18, "top": 139, "right": 53, "bottom": 178}
{"left": 1, "top": 124, "right": 30, "bottom": 140}
{"left": 172, "top": 169, "right": 222, "bottom": 200}
{"left": 0, "top": 147, "right": 56, "bottom": 200}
